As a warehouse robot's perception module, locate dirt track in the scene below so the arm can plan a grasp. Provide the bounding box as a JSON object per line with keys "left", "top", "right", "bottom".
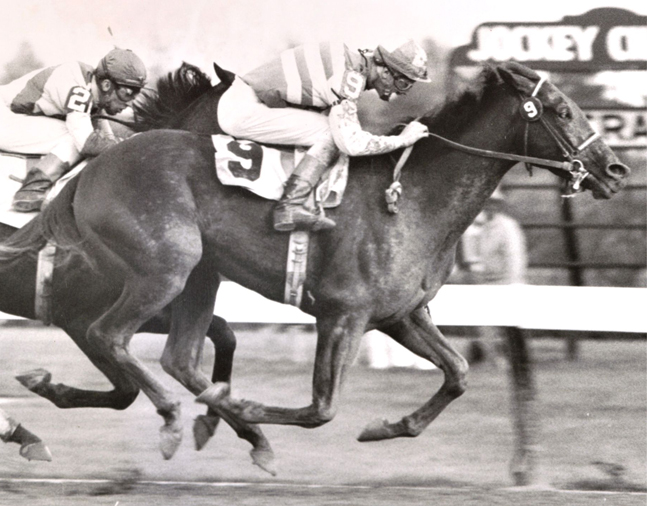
{"left": 1, "top": 324, "right": 645, "bottom": 504}
{"left": 2, "top": 481, "right": 647, "bottom": 506}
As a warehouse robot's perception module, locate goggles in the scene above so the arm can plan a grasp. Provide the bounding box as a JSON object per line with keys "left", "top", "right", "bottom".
{"left": 382, "top": 65, "right": 415, "bottom": 93}
{"left": 113, "top": 82, "right": 141, "bottom": 103}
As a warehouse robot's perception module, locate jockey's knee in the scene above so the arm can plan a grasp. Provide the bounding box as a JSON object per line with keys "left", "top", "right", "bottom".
{"left": 307, "top": 131, "right": 339, "bottom": 166}
{"left": 50, "top": 137, "right": 82, "bottom": 168}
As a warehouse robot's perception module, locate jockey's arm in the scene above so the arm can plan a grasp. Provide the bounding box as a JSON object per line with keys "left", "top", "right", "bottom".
{"left": 328, "top": 99, "right": 428, "bottom": 157}
{"left": 66, "top": 111, "right": 118, "bottom": 157}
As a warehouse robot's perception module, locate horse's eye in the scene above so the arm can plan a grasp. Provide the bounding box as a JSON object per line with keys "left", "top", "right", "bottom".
{"left": 557, "top": 106, "right": 571, "bottom": 120}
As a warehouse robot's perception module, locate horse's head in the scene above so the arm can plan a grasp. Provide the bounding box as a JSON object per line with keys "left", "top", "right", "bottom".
{"left": 497, "top": 62, "right": 631, "bottom": 199}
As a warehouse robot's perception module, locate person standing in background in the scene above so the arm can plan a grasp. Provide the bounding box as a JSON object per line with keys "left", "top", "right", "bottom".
{"left": 451, "top": 187, "right": 528, "bottom": 366}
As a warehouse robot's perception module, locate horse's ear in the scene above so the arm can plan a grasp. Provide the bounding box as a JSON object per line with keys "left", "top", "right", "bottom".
{"left": 213, "top": 62, "right": 236, "bottom": 87}
{"left": 497, "top": 62, "right": 537, "bottom": 95}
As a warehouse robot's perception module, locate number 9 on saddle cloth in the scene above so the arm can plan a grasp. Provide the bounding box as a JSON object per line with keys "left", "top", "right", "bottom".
{"left": 211, "top": 134, "right": 349, "bottom": 209}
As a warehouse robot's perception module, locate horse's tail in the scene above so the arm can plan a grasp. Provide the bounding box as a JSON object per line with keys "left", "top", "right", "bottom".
{"left": 0, "top": 176, "right": 86, "bottom": 265}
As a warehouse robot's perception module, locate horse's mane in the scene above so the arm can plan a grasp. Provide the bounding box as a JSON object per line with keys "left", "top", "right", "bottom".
{"left": 131, "top": 62, "right": 213, "bottom": 132}
{"left": 418, "top": 64, "right": 501, "bottom": 138}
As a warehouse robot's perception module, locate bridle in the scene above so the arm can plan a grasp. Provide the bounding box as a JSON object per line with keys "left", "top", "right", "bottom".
{"left": 385, "top": 74, "right": 602, "bottom": 212}
{"left": 518, "top": 75, "right": 600, "bottom": 195}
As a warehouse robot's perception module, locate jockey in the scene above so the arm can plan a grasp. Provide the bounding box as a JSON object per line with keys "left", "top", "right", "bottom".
{"left": 0, "top": 48, "right": 147, "bottom": 212}
{"left": 217, "top": 39, "right": 431, "bottom": 232}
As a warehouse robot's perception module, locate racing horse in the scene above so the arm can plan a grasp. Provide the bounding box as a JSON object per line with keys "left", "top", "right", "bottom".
{"left": 0, "top": 62, "right": 630, "bottom": 473}
{"left": 0, "top": 65, "right": 273, "bottom": 468}
{"left": 0, "top": 218, "right": 270, "bottom": 464}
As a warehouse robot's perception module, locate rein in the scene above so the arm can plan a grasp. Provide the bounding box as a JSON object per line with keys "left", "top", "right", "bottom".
{"left": 385, "top": 76, "right": 601, "bottom": 212}
{"left": 427, "top": 76, "right": 600, "bottom": 192}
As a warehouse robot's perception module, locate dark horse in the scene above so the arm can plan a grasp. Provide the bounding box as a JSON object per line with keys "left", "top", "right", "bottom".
{"left": 0, "top": 66, "right": 268, "bottom": 466}
{"left": 0, "top": 217, "right": 262, "bottom": 464}
{"left": 0, "top": 61, "right": 630, "bottom": 474}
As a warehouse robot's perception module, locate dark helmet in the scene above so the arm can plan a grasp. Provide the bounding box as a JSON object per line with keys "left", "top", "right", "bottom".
{"left": 375, "top": 38, "right": 430, "bottom": 82}
{"left": 96, "top": 48, "right": 147, "bottom": 88}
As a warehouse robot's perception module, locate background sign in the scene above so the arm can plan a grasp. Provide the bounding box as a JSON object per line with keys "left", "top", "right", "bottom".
{"left": 586, "top": 108, "right": 646, "bottom": 148}
{"left": 450, "top": 8, "right": 647, "bottom": 72}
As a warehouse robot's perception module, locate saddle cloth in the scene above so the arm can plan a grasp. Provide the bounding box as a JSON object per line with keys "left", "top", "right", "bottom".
{"left": 212, "top": 134, "right": 349, "bottom": 208}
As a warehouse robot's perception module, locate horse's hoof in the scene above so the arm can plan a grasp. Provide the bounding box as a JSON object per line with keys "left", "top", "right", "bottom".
{"left": 193, "top": 414, "right": 220, "bottom": 451}
{"left": 20, "top": 442, "right": 52, "bottom": 462}
{"left": 15, "top": 369, "right": 52, "bottom": 390}
{"left": 250, "top": 448, "right": 277, "bottom": 476}
{"left": 195, "top": 382, "right": 230, "bottom": 407}
{"left": 159, "top": 425, "right": 183, "bottom": 460}
{"left": 357, "top": 418, "right": 392, "bottom": 442}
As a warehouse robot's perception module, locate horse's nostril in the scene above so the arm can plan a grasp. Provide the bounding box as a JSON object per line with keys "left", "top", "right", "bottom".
{"left": 606, "top": 163, "right": 631, "bottom": 179}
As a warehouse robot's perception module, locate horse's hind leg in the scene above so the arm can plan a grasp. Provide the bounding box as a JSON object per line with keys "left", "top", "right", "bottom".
{"left": 358, "top": 306, "right": 469, "bottom": 441}
{"left": 0, "top": 408, "right": 52, "bottom": 461}
{"left": 16, "top": 318, "right": 139, "bottom": 410}
{"left": 160, "top": 266, "right": 275, "bottom": 474}
{"left": 84, "top": 266, "right": 202, "bottom": 460}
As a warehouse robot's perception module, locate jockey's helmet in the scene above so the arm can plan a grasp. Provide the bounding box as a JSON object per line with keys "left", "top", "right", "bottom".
{"left": 374, "top": 39, "right": 430, "bottom": 83}
{"left": 96, "top": 48, "right": 147, "bottom": 89}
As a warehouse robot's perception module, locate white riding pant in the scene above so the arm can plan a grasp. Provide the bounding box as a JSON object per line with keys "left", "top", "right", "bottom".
{"left": 0, "top": 102, "right": 81, "bottom": 164}
{"left": 218, "top": 77, "right": 333, "bottom": 149}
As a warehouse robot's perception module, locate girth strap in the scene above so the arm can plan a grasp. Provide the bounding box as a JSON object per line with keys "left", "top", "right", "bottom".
{"left": 35, "top": 241, "right": 56, "bottom": 325}
{"left": 284, "top": 230, "right": 310, "bottom": 307}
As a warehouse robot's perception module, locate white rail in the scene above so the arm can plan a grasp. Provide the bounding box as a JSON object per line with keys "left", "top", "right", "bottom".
{"left": 1, "top": 283, "right": 645, "bottom": 333}
{"left": 213, "top": 283, "right": 646, "bottom": 333}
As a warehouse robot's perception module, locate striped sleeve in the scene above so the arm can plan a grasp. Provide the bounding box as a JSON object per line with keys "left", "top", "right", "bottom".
{"left": 243, "top": 42, "right": 366, "bottom": 110}
{"left": 9, "top": 67, "right": 56, "bottom": 114}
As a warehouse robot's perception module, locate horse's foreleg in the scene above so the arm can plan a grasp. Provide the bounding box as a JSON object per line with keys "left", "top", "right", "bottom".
{"left": 0, "top": 408, "right": 52, "bottom": 461}
{"left": 160, "top": 270, "right": 275, "bottom": 474}
{"left": 358, "top": 306, "right": 468, "bottom": 442}
{"left": 197, "top": 313, "right": 368, "bottom": 429}
{"left": 137, "top": 309, "right": 236, "bottom": 445}
{"left": 193, "top": 315, "right": 237, "bottom": 450}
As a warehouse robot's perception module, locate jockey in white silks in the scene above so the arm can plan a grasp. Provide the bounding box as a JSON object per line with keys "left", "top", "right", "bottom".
{"left": 217, "top": 38, "right": 431, "bottom": 232}
{"left": 0, "top": 48, "right": 147, "bottom": 212}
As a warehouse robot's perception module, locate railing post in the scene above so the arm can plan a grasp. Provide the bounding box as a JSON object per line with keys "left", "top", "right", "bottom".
{"left": 506, "top": 326, "right": 540, "bottom": 486}
{"left": 561, "top": 197, "right": 582, "bottom": 361}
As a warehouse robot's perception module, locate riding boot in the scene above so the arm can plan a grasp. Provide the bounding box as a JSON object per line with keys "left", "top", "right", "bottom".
{"left": 273, "top": 155, "right": 336, "bottom": 232}
{"left": 12, "top": 153, "right": 70, "bottom": 212}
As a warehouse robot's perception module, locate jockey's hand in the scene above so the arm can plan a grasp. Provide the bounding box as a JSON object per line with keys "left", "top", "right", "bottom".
{"left": 399, "top": 121, "right": 429, "bottom": 147}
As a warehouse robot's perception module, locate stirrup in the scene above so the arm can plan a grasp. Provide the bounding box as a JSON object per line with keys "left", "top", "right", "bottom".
{"left": 274, "top": 206, "right": 335, "bottom": 232}
{"left": 12, "top": 188, "right": 50, "bottom": 212}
